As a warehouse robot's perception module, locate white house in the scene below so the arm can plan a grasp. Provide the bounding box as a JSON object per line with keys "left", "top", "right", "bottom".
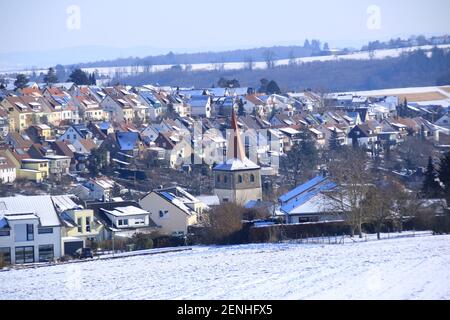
{"left": 435, "top": 114, "right": 450, "bottom": 128}
{"left": 72, "top": 177, "right": 115, "bottom": 202}
{"left": 87, "top": 201, "right": 158, "bottom": 239}
{"left": 278, "top": 175, "right": 344, "bottom": 224}
{"left": 0, "top": 153, "right": 16, "bottom": 183}
{"left": 189, "top": 96, "right": 212, "bottom": 118}
{"left": 0, "top": 195, "right": 62, "bottom": 265}
{"left": 140, "top": 186, "right": 208, "bottom": 236}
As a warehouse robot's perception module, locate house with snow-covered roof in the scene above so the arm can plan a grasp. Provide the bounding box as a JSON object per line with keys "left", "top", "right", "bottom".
{"left": 87, "top": 200, "right": 158, "bottom": 239}
{"left": 0, "top": 195, "right": 62, "bottom": 265}
{"left": 278, "top": 175, "right": 345, "bottom": 224}
{"left": 139, "top": 186, "right": 208, "bottom": 237}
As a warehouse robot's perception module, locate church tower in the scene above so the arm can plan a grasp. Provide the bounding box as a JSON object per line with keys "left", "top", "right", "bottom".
{"left": 213, "top": 109, "right": 262, "bottom": 205}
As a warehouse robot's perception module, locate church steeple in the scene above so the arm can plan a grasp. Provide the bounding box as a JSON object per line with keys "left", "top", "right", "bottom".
{"left": 227, "top": 109, "right": 246, "bottom": 161}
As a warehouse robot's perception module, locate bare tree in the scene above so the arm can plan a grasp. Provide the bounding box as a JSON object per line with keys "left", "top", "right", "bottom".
{"left": 244, "top": 56, "right": 255, "bottom": 71}
{"left": 363, "top": 184, "right": 395, "bottom": 240}
{"left": 288, "top": 50, "right": 297, "bottom": 66}
{"left": 203, "top": 203, "right": 245, "bottom": 244}
{"left": 328, "top": 146, "right": 372, "bottom": 238}
{"left": 263, "top": 50, "right": 276, "bottom": 69}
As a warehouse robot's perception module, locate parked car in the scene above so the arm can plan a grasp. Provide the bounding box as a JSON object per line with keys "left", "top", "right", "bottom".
{"left": 75, "top": 248, "right": 93, "bottom": 259}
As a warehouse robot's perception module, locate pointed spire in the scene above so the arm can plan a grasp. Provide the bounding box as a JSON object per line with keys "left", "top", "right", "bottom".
{"left": 227, "top": 109, "right": 246, "bottom": 161}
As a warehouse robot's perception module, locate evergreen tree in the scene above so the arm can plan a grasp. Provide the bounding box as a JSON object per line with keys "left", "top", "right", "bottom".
{"left": 266, "top": 80, "right": 281, "bottom": 94}
{"left": 44, "top": 67, "right": 58, "bottom": 84}
{"left": 14, "top": 74, "right": 29, "bottom": 89}
{"left": 90, "top": 73, "right": 97, "bottom": 85}
{"left": 438, "top": 152, "right": 450, "bottom": 201}
{"left": 422, "top": 156, "right": 441, "bottom": 198}
{"left": 68, "top": 69, "right": 90, "bottom": 85}
{"left": 237, "top": 99, "right": 245, "bottom": 116}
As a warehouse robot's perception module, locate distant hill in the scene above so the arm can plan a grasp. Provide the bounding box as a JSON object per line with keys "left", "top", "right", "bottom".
{"left": 115, "top": 47, "right": 450, "bottom": 93}
{"left": 71, "top": 45, "right": 321, "bottom": 69}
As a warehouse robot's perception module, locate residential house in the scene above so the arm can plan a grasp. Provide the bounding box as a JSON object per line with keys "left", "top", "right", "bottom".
{"left": 52, "top": 195, "right": 103, "bottom": 254}
{"left": 0, "top": 195, "right": 62, "bottom": 264}
{"left": 1, "top": 96, "right": 45, "bottom": 132}
{"left": 278, "top": 175, "right": 343, "bottom": 223}
{"left": 434, "top": 114, "right": 450, "bottom": 129}
{"left": 189, "top": 95, "right": 212, "bottom": 118}
{"left": 140, "top": 186, "right": 207, "bottom": 236}
{"left": 87, "top": 201, "right": 158, "bottom": 239}
{"left": 0, "top": 151, "right": 16, "bottom": 183}
{"left": 138, "top": 90, "right": 163, "bottom": 120}
{"left": 72, "top": 177, "right": 116, "bottom": 202}
{"left": 348, "top": 123, "right": 379, "bottom": 150}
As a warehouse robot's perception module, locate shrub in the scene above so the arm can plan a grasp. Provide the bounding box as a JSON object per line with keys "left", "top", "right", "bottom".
{"left": 129, "top": 233, "right": 154, "bottom": 250}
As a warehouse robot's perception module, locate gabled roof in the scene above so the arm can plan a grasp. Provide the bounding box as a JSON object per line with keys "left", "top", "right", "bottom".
{"left": 116, "top": 132, "right": 140, "bottom": 151}
{"left": 279, "top": 175, "right": 328, "bottom": 203}
{"left": 189, "top": 95, "right": 210, "bottom": 107}
{"left": 51, "top": 141, "right": 75, "bottom": 158}
{"left": 153, "top": 187, "right": 201, "bottom": 216}
{"left": 279, "top": 175, "right": 338, "bottom": 214}
{"left": 78, "top": 139, "right": 97, "bottom": 152}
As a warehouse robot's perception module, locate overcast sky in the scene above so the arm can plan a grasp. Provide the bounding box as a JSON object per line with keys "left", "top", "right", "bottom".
{"left": 1, "top": 0, "right": 449, "bottom": 54}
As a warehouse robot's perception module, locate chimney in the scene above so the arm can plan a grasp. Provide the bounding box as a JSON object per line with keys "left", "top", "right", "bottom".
{"left": 434, "top": 130, "right": 440, "bottom": 143}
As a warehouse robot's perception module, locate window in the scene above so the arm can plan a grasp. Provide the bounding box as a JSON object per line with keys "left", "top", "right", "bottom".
{"left": 0, "top": 230, "right": 10, "bottom": 237}
{"left": 224, "top": 175, "right": 228, "bottom": 183}
{"left": 86, "top": 217, "right": 91, "bottom": 232}
{"left": 27, "top": 224, "right": 34, "bottom": 241}
{"left": 250, "top": 174, "right": 255, "bottom": 182}
{"left": 216, "top": 175, "right": 220, "bottom": 183}
{"left": 0, "top": 247, "right": 11, "bottom": 265}
{"left": 238, "top": 175, "right": 243, "bottom": 183}
{"left": 118, "top": 220, "right": 123, "bottom": 226}
{"left": 159, "top": 211, "right": 168, "bottom": 218}
{"left": 77, "top": 218, "right": 82, "bottom": 233}
{"left": 134, "top": 218, "right": 145, "bottom": 225}
{"left": 38, "top": 228, "right": 53, "bottom": 234}
{"left": 15, "top": 246, "right": 34, "bottom": 264}
{"left": 38, "top": 245, "right": 54, "bottom": 262}
{"left": 123, "top": 219, "right": 129, "bottom": 225}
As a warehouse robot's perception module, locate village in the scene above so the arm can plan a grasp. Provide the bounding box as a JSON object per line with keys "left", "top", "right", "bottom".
{"left": 0, "top": 72, "right": 449, "bottom": 267}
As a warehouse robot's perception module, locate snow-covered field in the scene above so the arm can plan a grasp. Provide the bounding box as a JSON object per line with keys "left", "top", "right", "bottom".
{"left": 3, "top": 44, "right": 449, "bottom": 77}
{"left": 0, "top": 234, "right": 449, "bottom": 300}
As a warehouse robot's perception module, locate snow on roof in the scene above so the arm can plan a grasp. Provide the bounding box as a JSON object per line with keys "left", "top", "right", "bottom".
{"left": 280, "top": 181, "right": 338, "bottom": 214}
{"left": 279, "top": 127, "right": 300, "bottom": 135}
{"left": 103, "top": 206, "right": 149, "bottom": 217}
{"left": 279, "top": 175, "right": 328, "bottom": 203}
{"left": 5, "top": 213, "right": 39, "bottom": 221}
{"left": 93, "top": 178, "right": 115, "bottom": 189}
{"left": 0, "top": 195, "right": 61, "bottom": 227}
{"left": 213, "top": 157, "right": 260, "bottom": 171}
{"left": 51, "top": 195, "right": 81, "bottom": 212}
{"left": 196, "top": 195, "right": 220, "bottom": 206}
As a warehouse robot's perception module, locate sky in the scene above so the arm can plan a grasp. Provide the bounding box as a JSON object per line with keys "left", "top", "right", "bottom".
{"left": 0, "top": 0, "right": 449, "bottom": 63}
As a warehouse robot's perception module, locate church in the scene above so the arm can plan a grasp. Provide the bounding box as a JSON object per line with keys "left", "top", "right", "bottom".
{"left": 213, "top": 110, "right": 262, "bottom": 205}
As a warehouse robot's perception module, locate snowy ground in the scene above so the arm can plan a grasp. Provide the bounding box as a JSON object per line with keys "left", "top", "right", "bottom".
{"left": 0, "top": 234, "right": 449, "bottom": 300}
